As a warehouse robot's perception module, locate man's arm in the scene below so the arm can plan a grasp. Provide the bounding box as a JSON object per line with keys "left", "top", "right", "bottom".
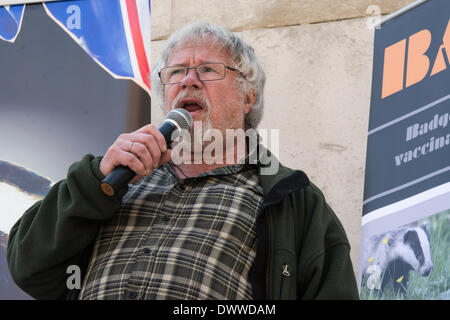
{"left": 299, "top": 242, "right": 359, "bottom": 299}
{"left": 297, "top": 184, "right": 359, "bottom": 300}
{"left": 7, "top": 155, "right": 125, "bottom": 299}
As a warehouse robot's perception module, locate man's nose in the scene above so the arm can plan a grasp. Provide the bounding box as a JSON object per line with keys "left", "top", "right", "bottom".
{"left": 180, "top": 68, "right": 203, "bottom": 90}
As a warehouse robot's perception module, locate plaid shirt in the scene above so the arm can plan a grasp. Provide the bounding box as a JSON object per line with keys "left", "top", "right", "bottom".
{"left": 78, "top": 162, "right": 264, "bottom": 300}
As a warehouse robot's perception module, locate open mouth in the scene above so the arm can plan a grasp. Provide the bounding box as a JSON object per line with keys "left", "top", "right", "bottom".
{"left": 179, "top": 98, "right": 204, "bottom": 113}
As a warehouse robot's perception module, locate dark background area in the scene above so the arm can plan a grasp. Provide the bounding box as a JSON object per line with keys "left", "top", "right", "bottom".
{"left": 0, "top": 3, "right": 151, "bottom": 299}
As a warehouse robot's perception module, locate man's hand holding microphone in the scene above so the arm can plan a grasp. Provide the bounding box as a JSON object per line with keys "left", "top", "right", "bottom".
{"left": 99, "top": 108, "right": 192, "bottom": 196}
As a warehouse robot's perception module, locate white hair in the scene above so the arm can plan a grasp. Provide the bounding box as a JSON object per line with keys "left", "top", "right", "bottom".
{"left": 151, "top": 22, "right": 266, "bottom": 130}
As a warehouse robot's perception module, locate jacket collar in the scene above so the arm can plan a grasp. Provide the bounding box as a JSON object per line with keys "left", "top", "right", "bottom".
{"left": 258, "top": 153, "right": 310, "bottom": 207}
{"left": 245, "top": 138, "right": 310, "bottom": 206}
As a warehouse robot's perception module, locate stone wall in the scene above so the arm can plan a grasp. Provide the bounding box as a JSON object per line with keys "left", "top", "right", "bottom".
{"left": 150, "top": 0, "right": 417, "bottom": 277}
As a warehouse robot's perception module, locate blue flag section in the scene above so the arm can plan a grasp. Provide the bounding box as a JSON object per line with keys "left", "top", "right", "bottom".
{"left": 44, "top": 0, "right": 151, "bottom": 94}
{"left": 44, "top": 1, "right": 134, "bottom": 78}
{"left": 359, "top": 0, "right": 450, "bottom": 299}
{"left": 0, "top": 4, "right": 25, "bottom": 42}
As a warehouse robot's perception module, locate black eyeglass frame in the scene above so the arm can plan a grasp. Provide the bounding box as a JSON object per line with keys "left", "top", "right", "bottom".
{"left": 158, "top": 63, "right": 246, "bottom": 85}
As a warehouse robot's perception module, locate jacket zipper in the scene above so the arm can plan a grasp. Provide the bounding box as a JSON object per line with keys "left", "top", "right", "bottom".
{"left": 265, "top": 211, "right": 271, "bottom": 299}
{"left": 260, "top": 171, "right": 308, "bottom": 299}
{"left": 279, "top": 263, "right": 291, "bottom": 299}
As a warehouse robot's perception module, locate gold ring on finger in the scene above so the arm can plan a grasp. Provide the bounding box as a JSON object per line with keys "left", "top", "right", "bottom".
{"left": 128, "top": 141, "right": 134, "bottom": 153}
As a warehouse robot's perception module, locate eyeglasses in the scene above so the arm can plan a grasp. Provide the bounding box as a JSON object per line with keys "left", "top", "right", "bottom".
{"left": 158, "top": 63, "right": 246, "bottom": 85}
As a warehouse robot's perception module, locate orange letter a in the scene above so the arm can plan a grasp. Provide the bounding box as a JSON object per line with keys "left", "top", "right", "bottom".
{"left": 431, "top": 18, "right": 450, "bottom": 76}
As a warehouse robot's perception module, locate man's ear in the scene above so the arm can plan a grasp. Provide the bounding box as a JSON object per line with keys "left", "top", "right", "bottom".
{"left": 243, "top": 89, "right": 256, "bottom": 114}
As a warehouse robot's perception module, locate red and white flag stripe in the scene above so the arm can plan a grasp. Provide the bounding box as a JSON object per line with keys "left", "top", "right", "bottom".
{"left": 120, "top": 0, "right": 151, "bottom": 91}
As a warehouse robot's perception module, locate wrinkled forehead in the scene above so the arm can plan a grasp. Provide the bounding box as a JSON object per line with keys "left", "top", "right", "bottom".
{"left": 166, "top": 35, "right": 234, "bottom": 65}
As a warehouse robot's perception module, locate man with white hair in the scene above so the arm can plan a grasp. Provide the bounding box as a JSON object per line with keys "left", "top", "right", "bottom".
{"left": 7, "top": 23, "right": 359, "bottom": 300}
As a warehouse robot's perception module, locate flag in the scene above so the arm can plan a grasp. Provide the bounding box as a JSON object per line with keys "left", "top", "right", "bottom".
{"left": 43, "top": 0, "right": 151, "bottom": 94}
{"left": 0, "top": 4, "right": 25, "bottom": 42}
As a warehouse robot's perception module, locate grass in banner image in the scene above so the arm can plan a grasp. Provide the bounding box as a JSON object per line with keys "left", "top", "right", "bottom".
{"left": 360, "top": 209, "right": 450, "bottom": 300}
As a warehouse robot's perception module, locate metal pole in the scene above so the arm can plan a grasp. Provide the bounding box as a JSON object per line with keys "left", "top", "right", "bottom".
{"left": 375, "top": 0, "right": 429, "bottom": 28}
{"left": 0, "top": 0, "right": 59, "bottom": 5}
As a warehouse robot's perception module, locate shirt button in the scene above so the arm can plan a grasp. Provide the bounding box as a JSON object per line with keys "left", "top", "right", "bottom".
{"left": 179, "top": 183, "right": 186, "bottom": 191}
{"left": 128, "top": 292, "right": 137, "bottom": 299}
{"left": 142, "top": 247, "right": 151, "bottom": 254}
{"left": 162, "top": 215, "right": 170, "bottom": 222}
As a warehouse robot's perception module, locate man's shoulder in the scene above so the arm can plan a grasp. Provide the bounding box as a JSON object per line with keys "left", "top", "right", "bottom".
{"left": 257, "top": 162, "right": 309, "bottom": 195}
{"left": 262, "top": 163, "right": 345, "bottom": 233}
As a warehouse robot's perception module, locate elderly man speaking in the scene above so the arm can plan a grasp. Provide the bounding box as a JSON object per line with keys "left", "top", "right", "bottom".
{"left": 7, "top": 23, "right": 358, "bottom": 300}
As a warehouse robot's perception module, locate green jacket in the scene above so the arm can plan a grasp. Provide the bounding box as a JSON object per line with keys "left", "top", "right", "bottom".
{"left": 7, "top": 154, "right": 359, "bottom": 300}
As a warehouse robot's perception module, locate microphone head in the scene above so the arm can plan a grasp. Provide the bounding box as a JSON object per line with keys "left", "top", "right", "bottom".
{"left": 166, "top": 108, "right": 193, "bottom": 131}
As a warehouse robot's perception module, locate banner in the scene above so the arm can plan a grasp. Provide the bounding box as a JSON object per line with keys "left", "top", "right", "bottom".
{"left": 359, "top": 0, "right": 450, "bottom": 299}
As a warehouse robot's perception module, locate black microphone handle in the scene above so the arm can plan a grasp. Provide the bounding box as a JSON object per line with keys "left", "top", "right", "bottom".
{"left": 100, "top": 166, "right": 135, "bottom": 196}
{"left": 100, "top": 121, "right": 178, "bottom": 196}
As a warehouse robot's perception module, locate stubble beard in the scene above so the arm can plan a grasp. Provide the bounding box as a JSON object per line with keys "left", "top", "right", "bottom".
{"left": 164, "top": 91, "right": 214, "bottom": 160}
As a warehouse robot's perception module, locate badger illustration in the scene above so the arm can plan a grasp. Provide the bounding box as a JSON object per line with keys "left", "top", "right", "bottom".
{"left": 359, "top": 222, "right": 433, "bottom": 297}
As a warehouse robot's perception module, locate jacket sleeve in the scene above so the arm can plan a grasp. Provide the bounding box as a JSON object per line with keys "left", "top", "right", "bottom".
{"left": 6, "top": 154, "right": 126, "bottom": 300}
{"left": 297, "top": 184, "right": 359, "bottom": 300}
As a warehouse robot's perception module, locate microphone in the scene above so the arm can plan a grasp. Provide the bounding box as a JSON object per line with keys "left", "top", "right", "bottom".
{"left": 100, "top": 108, "right": 193, "bottom": 196}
